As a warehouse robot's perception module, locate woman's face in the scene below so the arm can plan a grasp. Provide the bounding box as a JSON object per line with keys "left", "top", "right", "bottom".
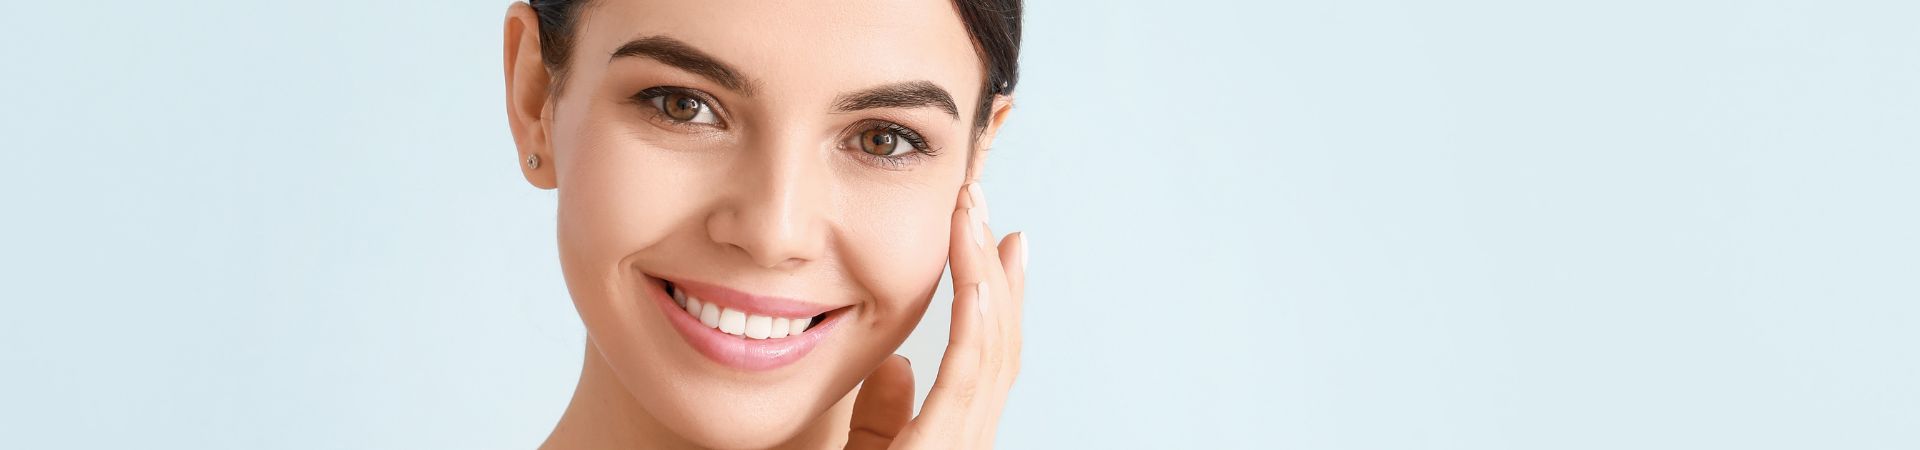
{"left": 505, "top": 0, "right": 1008, "bottom": 447}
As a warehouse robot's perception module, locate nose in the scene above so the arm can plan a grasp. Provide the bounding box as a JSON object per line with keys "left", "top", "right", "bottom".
{"left": 705, "top": 137, "right": 831, "bottom": 270}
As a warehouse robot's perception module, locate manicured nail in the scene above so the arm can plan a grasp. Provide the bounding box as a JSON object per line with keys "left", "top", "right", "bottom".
{"left": 1019, "top": 233, "right": 1029, "bottom": 268}
{"left": 969, "top": 209, "right": 987, "bottom": 247}
{"left": 975, "top": 282, "right": 990, "bottom": 316}
{"left": 968, "top": 182, "right": 989, "bottom": 224}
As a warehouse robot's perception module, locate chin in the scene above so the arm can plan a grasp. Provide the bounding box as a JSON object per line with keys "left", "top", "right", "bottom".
{"left": 650, "top": 392, "right": 837, "bottom": 450}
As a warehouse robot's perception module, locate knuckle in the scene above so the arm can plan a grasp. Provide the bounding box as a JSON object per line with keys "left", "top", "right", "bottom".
{"left": 942, "top": 381, "right": 978, "bottom": 405}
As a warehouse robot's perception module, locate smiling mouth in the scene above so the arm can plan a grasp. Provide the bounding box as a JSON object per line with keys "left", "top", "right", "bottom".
{"left": 664, "top": 281, "right": 831, "bottom": 340}
{"left": 647, "top": 276, "right": 849, "bottom": 371}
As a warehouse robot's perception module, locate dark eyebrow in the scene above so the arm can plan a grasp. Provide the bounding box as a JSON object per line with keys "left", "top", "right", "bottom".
{"left": 832, "top": 81, "right": 960, "bottom": 120}
{"left": 609, "top": 35, "right": 755, "bottom": 95}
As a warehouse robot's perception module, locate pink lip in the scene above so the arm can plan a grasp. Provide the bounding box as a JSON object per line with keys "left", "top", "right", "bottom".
{"left": 663, "top": 277, "right": 841, "bottom": 318}
{"left": 646, "top": 276, "right": 844, "bottom": 371}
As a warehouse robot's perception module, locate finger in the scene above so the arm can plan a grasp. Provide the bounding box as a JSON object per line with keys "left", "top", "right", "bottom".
{"left": 845, "top": 355, "right": 914, "bottom": 450}
{"left": 962, "top": 184, "right": 1013, "bottom": 380}
{"left": 994, "top": 231, "right": 1026, "bottom": 378}
{"left": 950, "top": 182, "right": 1002, "bottom": 289}
{"left": 975, "top": 182, "right": 1006, "bottom": 275}
{"left": 924, "top": 183, "right": 1014, "bottom": 443}
{"left": 969, "top": 182, "right": 1011, "bottom": 294}
{"left": 996, "top": 232, "right": 1027, "bottom": 305}
{"left": 916, "top": 281, "right": 989, "bottom": 436}
{"left": 948, "top": 183, "right": 1007, "bottom": 345}
{"left": 950, "top": 183, "right": 1010, "bottom": 359}
{"left": 956, "top": 183, "right": 1011, "bottom": 340}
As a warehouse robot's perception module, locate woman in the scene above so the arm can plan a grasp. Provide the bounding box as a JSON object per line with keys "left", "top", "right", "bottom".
{"left": 500, "top": 0, "right": 1027, "bottom": 448}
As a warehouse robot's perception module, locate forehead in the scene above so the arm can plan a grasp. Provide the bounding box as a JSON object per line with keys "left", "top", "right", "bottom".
{"left": 575, "top": 0, "right": 984, "bottom": 105}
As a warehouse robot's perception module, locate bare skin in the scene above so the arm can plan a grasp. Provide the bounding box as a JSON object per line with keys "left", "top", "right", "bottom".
{"left": 501, "top": 1, "right": 1024, "bottom": 448}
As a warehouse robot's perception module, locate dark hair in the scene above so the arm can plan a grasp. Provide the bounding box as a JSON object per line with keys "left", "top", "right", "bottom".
{"left": 527, "top": 0, "right": 1021, "bottom": 130}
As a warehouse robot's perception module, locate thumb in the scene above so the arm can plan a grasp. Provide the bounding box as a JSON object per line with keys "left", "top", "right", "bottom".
{"left": 846, "top": 354, "right": 915, "bottom": 450}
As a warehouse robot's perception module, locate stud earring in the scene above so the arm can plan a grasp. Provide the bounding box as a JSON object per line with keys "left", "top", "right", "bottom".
{"left": 525, "top": 153, "right": 541, "bottom": 169}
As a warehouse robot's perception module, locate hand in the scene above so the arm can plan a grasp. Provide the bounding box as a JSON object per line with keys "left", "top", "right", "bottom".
{"left": 846, "top": 181, "right": 1027, "bottom": 450}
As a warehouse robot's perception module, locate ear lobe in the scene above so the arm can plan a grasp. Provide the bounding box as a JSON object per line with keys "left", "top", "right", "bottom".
{"left": 967, "top": 94, "right": 1016, "bottom": 182}
{"left": 504, "top": 3, "right": 558, "bottom": 190}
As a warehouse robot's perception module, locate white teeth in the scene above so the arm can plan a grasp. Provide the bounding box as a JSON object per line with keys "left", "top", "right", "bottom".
{"left": 675, "top": 289, "right": 820, "bottom": 339}
{"left": 699, "top": 303, "right": 720, "bottom": 327}
{"left": 718, "top": 308, "right": 746, "bottom": 335}
{"left": 769, "top": 318, "right": 790, "bottom": 339}
{"left": 745, "top": 315, "right": 772, "bottom": 339}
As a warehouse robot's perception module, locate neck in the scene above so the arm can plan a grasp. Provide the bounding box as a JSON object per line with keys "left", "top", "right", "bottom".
{"left": 539, "top": 339, "right": 856, "bottom": 450}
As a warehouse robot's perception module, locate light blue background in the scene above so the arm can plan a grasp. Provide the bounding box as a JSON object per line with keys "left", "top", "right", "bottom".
{"left": 2, "top": 1, "right": 1916, "bottom": 449}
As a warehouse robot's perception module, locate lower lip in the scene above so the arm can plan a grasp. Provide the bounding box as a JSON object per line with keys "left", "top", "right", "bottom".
{"left": 648, "top": 277, "right": 842, "bottom": 371}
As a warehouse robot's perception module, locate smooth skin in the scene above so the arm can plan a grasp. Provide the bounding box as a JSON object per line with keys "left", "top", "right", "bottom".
{"left": 501, "top": 1, "right": 1024, "bottom": 448}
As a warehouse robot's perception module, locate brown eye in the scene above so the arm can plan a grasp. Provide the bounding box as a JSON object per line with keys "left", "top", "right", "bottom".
{"left": 663, "top": 93, "right": 703, "bottom": 121}
{"left": 859, "top": 128, "right": 900, "bottom": 156}
{"left": 639, "top": 87, "right": 720, "bottom": 125}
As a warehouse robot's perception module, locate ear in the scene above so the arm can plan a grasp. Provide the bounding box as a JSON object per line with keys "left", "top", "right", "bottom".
{"left": 504, "top": 2, "right": 558, "bottom": 190}
{"left": 966, "top": 94, "right": 1015, "bottom": 182}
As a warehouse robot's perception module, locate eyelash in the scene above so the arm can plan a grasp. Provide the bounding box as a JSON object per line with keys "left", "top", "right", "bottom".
{"left": 848, "top": 120, "right": 942, "bottom": 170}
{"left": 631, "top": 86, "right": 727, "bottom": 129}
{"left": 629, "top": 86, "right": 943, "bottom": 169}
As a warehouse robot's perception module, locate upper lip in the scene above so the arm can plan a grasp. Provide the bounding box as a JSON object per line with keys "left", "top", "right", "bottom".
{"left": 658, "top": 276, "right": 843, "bottom": 318}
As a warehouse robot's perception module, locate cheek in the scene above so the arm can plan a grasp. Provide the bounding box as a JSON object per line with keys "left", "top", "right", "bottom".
{"left": 840, "top": 188, "right": 958, "bottom": 319}
{"left": 552, "top": 118, "right": 708, "bottom": 267}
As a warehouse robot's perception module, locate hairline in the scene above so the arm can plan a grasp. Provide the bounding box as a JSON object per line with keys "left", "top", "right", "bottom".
{"left": 537, "top": 0, "right": 1003, "bottom": 132}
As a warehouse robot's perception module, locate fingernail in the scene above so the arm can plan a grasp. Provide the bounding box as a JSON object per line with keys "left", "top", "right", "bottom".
{"left": 1019, "top": 233, "right": 1029, "bottom": 268}
{"left": 975, "top": 282, "right": 990, "bottom": 316}
{"left": 969, "top": 209, "right": 987, "bottom": 247}
{"left": 968, "top": 182, "right": 989, "bottom": 224}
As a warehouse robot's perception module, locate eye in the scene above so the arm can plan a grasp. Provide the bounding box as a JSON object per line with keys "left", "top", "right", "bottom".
{"left": 859, "top": 128, "right": 905, "bottom": 156}
{"left": 851, "top": 122, "right": 933, "bottom": 157}
{"left": 637, "top": 87, "right": 720, "bottom": 125}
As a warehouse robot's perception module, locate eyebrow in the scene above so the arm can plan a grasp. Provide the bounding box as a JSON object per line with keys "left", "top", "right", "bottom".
{"left": 609, "top": 35, "right": 755, "bottom": 95}
{"left": 832, "top": 81, "right": 960, "bottom": 120}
